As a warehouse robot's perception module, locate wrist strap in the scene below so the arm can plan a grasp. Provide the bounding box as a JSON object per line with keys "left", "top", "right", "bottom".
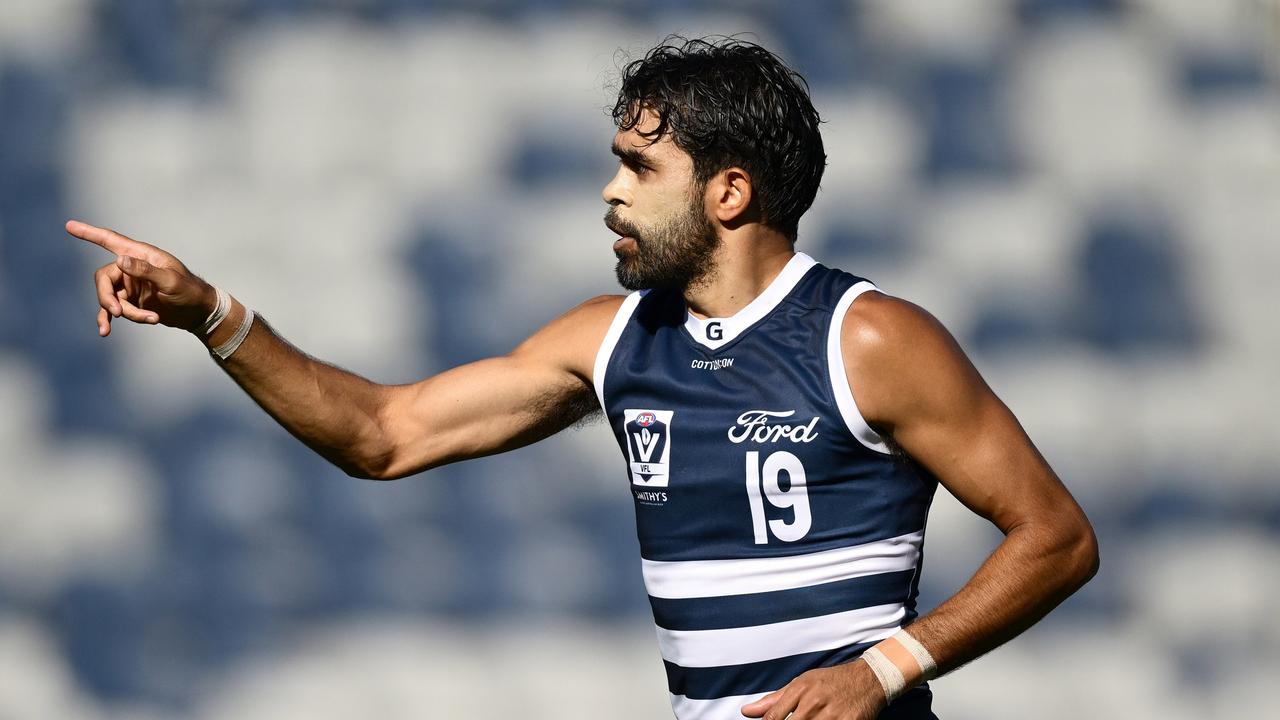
{"left": 861, "top": 647, "right": 907, "bottom": 703}
{"left": 198, "top": 286, "right": 231, "bottom": 335}
{"left": 211, "top": 308, "right": 255, "bottom": 361}
{"left": 895, "top": 629, "right": 938, "bottom": 680}
{"left": 861, "top": 629, "right": 937, "bottom": 704}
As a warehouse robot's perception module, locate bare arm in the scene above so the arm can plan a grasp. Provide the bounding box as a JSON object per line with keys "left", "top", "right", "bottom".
{"left": 844, "top": 292, "right": 1099, "bottom": 676}
{"left": 744, "top": 292, "right": 1098, "bottom": 720}
{"left": 68, "top": 220, "right": 622, "bottom": 480}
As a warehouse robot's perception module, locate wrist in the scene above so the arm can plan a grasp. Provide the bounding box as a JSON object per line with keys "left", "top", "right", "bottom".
{"left": 850, "top": 657, "right": 890, "bottom": 711}
{"left": 859, "top": 628, "right": 937, "bottom": 706}
{"left": 202, "top": 296, "right": 245, "bottom": 350}
{"left": 209, "top": 303, "right": 256, "bottom": 361}
{"left": 187, "top": 282, "right": 226, "bottom": 336}
{"left": 197, "top": 281, "right": 218, "bottom": 320}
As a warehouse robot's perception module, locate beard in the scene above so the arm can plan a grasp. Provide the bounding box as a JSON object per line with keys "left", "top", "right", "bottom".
{"left": 606, "top": 194, "right": 720, "bottom": 292}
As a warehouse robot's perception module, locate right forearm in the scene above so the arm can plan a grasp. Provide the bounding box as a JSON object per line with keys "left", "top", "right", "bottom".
{"left": 70, "top": 220, "right": 394, "bottom": 477}
{"left": 198, "top": 296, "right": 391, "bottom": 478}
{"left": 69, "top": 219, "right": 610, "bottom": 483}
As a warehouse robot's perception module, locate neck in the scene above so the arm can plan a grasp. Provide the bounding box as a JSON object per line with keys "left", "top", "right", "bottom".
{"left": 684, "top": 227, "right": 796, "bottom": 319}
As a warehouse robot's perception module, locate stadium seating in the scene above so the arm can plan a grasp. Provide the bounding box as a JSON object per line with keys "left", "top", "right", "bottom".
{"left": 0, "top": 1, "right": 1276, "bottom": 717}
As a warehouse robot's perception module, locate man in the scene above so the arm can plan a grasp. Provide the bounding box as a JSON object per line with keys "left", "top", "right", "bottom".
{"left": 70, "top": 37, "right": 1097, "bottom": 720}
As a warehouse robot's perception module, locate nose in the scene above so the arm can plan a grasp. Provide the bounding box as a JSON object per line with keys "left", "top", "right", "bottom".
{"left": 602, "top": 166, "right": 629, "bottom": 207}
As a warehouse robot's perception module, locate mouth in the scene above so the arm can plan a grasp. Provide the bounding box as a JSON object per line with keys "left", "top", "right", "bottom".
{"left": 605, "top": 213, "right": 636, "bottom": 238}
{"left": 605, "top": 216, "right": 637, "bottom": 252}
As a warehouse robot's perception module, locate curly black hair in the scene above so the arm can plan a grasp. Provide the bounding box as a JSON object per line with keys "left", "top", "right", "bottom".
{"left": 612, "top": 36, "right": 826, "bottom": 240}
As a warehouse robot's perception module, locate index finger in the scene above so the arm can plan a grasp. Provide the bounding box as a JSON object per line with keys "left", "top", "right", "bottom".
{"left": 66, "top": 220, "right": 143, "bottom": 255}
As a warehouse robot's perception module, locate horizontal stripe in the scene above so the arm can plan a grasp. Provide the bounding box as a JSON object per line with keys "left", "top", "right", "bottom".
{"left": 642, "top": 529, "right": 924, "bottom": 599}
{"left": 650, "top": 569, "right": 916, "bottom": 631}
{"left": 665, "top": 641, "right": 876, "bottom": 699}
{"left": 656, "top": 602, "right": 904, "bottom": 668}
{"left": 670, "top": 692, "right": 771, "bottom": 720}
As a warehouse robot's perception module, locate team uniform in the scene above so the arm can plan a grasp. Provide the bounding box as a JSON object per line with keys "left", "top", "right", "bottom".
{"left": 593, "top": 253, "right": 940, "bottom": 720}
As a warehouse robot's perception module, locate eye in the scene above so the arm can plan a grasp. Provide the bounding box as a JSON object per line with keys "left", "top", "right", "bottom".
{"left": 621, "top": 158, "right": 648, "bottom": 176}
{"left": 617, "top": 153, "right": 652, "bottom": 177}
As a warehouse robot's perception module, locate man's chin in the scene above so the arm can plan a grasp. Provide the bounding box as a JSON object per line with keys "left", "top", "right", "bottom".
{"left": 614, "top": 257, "right": 664, "bottom": 291}
{"left": 614, "top": 260, "right": 646, "bottom": 291}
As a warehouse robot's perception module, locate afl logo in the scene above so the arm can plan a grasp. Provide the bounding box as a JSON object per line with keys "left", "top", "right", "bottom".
{"left": 622, "top": 409, "right": 674, "bottom": 488}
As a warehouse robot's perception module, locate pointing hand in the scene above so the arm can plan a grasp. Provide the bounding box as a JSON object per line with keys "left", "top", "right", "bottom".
{"left": 66, "top": 220, "right": 216, "bottom": 337}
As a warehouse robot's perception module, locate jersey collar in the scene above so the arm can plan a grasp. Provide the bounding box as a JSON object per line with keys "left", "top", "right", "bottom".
{"left": 683, "top": 252, "right": 818, "bottom": 350}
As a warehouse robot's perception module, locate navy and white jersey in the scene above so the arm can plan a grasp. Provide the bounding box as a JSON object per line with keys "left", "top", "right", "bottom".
{"left": 593, "top": 252, "right": 939, "bottom": 720}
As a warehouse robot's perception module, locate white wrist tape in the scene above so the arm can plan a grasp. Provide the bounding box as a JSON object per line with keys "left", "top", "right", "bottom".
{"left": 211, "top": 308, "right": 255, "bottom": 361}
{"left": 198, "top": 286, "right": 231, "bottom": 335}
{"left": 861, "top": 629, "right": 937, "bottom": 704}
{"left": 895, "top": 629, "right": 938, "bottom": 681}
{"left": 861, "top": 646, "right": 907, "bottom": 703}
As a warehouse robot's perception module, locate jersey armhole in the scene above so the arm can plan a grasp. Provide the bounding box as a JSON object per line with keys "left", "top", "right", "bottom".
{"left": 592, "top": 291, "right": 644, "bottom": 411}
{"left": 827, "top": 282, "right": 893, "bottom": 455}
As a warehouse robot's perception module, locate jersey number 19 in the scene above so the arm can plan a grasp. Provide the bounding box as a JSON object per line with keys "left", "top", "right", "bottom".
{"left": 744, "top": 451, "right": 812, "bottom": 544}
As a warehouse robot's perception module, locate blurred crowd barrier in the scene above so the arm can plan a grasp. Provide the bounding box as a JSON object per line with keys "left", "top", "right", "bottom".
{"left": 1, "top": 1, "right": 1277, "bottom": 718}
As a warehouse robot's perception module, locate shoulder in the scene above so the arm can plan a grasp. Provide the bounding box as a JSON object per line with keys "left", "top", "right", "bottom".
{"left": 569, "top": 293, "right": 629, "bottom": 323}
{"left": 511, "top": 294, "right": 630, "bottom": 377}
{"left": 840, "top": 290, "right": 949, "bottom": 359}
{"left": 840, "top": 290, "right": 985, "bottom": 428}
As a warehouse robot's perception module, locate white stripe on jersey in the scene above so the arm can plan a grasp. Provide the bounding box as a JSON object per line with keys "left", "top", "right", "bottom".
{"left": 655, "top": 602, "right": 904, "bottom": 668}
{"left": 827, "top": 280, "right": 893, "bottom": 454}
{"left": 641, "top": 529, "right": 924, "bottom": 599}
{"left": 670, "top": 692, "right": 772, "bottom": 720}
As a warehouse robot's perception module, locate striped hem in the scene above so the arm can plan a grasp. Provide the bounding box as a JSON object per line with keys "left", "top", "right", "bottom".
{"left": 665, "top": 641, "right": 877, "bottom": 699}
{"left": 655, "top": 602, "right": 903, "bottom": 668}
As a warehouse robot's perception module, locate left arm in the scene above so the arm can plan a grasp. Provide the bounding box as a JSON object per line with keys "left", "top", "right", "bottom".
{"left": 744, "top": 292, "right": 1099, "bottom": 720}
{"left": 851, "top": 291, "right": 1099, "bottom": 675}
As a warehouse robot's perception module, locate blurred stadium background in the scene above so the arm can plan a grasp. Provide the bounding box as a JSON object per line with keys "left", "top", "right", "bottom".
{"left": 1, "top": 0, "right": 1277, "bottom": 718}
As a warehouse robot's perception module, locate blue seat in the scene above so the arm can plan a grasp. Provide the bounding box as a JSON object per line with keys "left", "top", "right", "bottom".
{"left": 1072, "top": 212, "right": 1201, "bottom": 354}
{"left": 919, "top": 60, "right": 1018, "bottom": 180}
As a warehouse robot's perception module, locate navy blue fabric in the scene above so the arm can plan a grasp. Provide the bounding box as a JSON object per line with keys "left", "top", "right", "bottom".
{"left": 664, "top": 641, "right": 878, "bottom": 699}
{"left": 881, "top": 686, "right": 938, "bottom": 720}
{"left": 600, "top": 259, "right": 941, "bottom": 719}
{"left": 665, "top": 643, "right": 935, "bottom": 714}
{"left": 649, "top": 569, "right": 916, "bottom": 632}
{"left": 601, "top": 262, "right": 938, "bottom": 563}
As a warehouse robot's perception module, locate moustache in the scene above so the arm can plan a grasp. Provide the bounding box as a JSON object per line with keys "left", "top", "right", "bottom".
{"left": 604, "top": 208, "right": 643, "bottom": 243}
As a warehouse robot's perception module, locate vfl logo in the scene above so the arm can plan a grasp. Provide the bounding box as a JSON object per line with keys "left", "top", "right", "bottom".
{"left": 624, "top": 409, "right": 674, "bottom": 487}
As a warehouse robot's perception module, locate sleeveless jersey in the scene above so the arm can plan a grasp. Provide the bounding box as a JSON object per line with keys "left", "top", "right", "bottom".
{"left": 593, "top": 253, "right": 939, "bottom": 720}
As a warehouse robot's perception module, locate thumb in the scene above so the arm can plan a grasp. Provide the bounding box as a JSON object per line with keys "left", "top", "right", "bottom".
{"left": 117, "top": 254, "right": 178, "bottom": 290}
{"left": 740, "top": 691, "right": 778, "bottom": 718}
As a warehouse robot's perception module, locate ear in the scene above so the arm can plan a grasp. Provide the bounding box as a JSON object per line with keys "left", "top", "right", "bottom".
{"left": 707, "top": 167, "right": 753, "bottom": 224}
